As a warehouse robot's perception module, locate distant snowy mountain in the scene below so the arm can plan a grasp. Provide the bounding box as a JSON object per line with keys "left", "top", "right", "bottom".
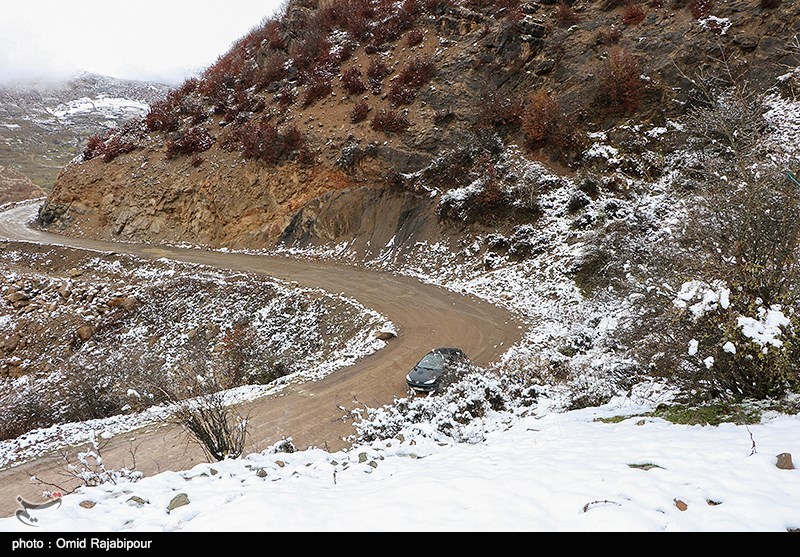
{"left": 0, "top": 72, "right": 169, "bottom": 188}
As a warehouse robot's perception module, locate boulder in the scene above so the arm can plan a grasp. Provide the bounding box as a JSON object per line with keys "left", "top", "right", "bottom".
{"left": 4, "top": 333, "right": 20, "bottom": 352}
{"left": 76, "top": 324, "right": 95, "bottom": 342}
{"left": 776, "top": 453, "right": 794, "bottom": 470}
{"left": 167, "top": 493, "right": 189, "bottom": 513}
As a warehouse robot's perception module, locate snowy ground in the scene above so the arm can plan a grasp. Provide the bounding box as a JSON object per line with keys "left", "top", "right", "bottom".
{"left": 0, "top": 395, "right": 798, "bottom": 532}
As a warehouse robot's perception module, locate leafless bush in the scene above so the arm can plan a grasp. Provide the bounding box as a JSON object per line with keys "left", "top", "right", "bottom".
{"left": 169, "top": 389, "right": 250, "bottom": 462}
{"left": 31, "top": 436, "right": 142, "bottom": 496}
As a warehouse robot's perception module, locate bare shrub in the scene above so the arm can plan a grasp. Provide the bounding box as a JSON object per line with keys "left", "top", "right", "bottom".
{"left": 31, "top": 437, "right": 142, "bottom": 496}
{"left": 170, "top": 389, "right": 250, "bottom": 462}
{"left": 623, "top": 83, "right": 800, "bottom": 401}
{"left": 760, "top": 0, "right": 780, "bottom": 7}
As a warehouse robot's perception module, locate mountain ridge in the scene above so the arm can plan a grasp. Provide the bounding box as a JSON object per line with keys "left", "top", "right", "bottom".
{"left": 0, "top": 72, "right": 170, "bottom": 189}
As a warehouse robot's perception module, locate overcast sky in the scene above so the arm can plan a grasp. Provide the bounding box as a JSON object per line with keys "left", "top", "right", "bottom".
{"left": 0, "top": 1, "right": 285, "bottom": 85}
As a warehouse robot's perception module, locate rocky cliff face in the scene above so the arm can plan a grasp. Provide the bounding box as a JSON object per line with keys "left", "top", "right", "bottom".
{"left": 37, "top": 0, "right": 800, "bottom": 254}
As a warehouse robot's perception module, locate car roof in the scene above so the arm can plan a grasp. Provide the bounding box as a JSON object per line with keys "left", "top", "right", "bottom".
{"left": 430, "top": 347, "right": 465, "bottom": 355}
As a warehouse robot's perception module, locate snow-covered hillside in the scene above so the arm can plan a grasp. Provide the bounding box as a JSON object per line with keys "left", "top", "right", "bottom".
{"left": 0, "top": 72, "right": 168, "bottom": 187}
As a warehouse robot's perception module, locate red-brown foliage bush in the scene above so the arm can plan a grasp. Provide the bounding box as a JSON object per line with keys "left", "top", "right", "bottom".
{"left": 233, "top": 120, "right": 307, "bottom": 165}
{"left": 176, "top": 78, "right": 199, "bottom": 99}
{"left": 622, "top": 4, "right": 646, "bottom": 24}
{"left": 341, "top": 67, "right": 367, "bottom": 95}
{"left": 302, "top": 74, "right": 333, "bottom": 107}
{"left": 265, "top": 20, "right": 287, "bottom": 50}
{"left": 290, "top": 33, "right": 335, "bottom": 81}
{"left": 556, "top": 2, "right": 580, "bottom": 26}
{"left": 102, "top": 136, "right": 136, "bottom": 163}
{"left": 397, "top": 56, "right": 436, "bottom": 88}
{"left": 200, "top": 49, "right": 247, "bottom": 100}
{"left": 389, "top": 83, "right": 418, "bottom": 106}
{"left": 165, "top": 127, "right": 214, "bottom": 159}
{"left": 388, "top": 56, "right": 435, "bottom": 106}
{"left": 350, "top": 101, "right": 371, "bottom": 123}
{"left": 83, "top": 133, "right": 108, "bottom": 161}
{"left": 598, "top": 48, "right": 644, "bottom": 114}
{"left": 145, "top": 99, "right": 180, "bottom": 133}
{"left": 760, "top": 0, "right": 781, "bottom": 7}
{"left": 406, "top": 29, "right": 424, "bottom": 47}
{"left": 276, "top": 85, "right": 297, "bottom": 109}
{"left": 307, "top": 0, "right": 374, "bottom": 40}
{"left": 371, "top": 109, "right": 411, "bottom": 133}
{"left": 257, "top": 52, "right": 289, "bottom": 91}
{"left": 371, "top": 0, "right": 420, "bottom": 47}
{"left": 690, "top": 0, "right": 714, "bottom": 18}
{"left": 367, "top": 59, "right": 392, "bottom": 81}
{"left": 522, "top": 90, "right": 579, "bottom": 149}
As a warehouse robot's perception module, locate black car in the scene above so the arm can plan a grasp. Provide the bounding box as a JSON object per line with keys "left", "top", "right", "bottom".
{"left": 406, "top": 348, "right": 469, "bottom": 393}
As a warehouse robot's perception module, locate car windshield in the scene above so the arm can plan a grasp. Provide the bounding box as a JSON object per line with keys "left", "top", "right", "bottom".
{"left": 417, "top": 352, "right": 446, "bottom": 371}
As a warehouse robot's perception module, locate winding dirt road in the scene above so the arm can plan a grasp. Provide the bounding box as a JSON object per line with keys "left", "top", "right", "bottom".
{"left": 0, "top": 202, "right": 523, "bottom": 517}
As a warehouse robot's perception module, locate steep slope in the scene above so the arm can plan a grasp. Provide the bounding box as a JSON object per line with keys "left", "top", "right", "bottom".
{"left": 36, "top": 1, "right": 796, "bottom": 251}
{"left": 34, "top": 0, "right": 800, "bottom": 407}
{"left": 0, "top": 73, "right": 169, "bottom": 188}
